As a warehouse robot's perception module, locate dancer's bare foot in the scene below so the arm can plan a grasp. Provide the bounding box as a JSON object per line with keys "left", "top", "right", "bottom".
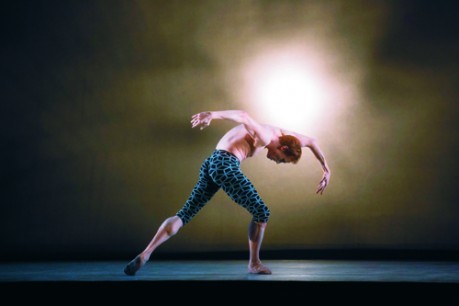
{"left": 248, "top": 262, "right": 272, "bottom": 274}
{"left": 124, "top": 255, "right": 145, "bottom": 276}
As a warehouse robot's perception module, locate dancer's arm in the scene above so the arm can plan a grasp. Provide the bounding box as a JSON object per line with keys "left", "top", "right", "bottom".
{"left": 191, "top": 110, "right": 272, "bottom": 146}
{"left": 284, "top": 129, "right": 331, "bottom": 195}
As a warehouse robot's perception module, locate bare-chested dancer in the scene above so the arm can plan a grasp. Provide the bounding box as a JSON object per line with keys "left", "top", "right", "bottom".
{"left": 124, "top": 110, "right": 331, "bottom": 275}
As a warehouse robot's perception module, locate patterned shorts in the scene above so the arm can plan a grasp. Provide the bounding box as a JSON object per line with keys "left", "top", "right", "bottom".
{"left": 176, "top": 150, "right": 270, "bottom": 225}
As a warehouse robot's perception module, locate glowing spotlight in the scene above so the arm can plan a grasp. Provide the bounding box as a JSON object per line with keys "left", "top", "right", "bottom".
{"left": 240, "top": 44, "right": 348, "bottom": 136}
{"left": 253, "top": 60, "right": 324, "bottom": 128}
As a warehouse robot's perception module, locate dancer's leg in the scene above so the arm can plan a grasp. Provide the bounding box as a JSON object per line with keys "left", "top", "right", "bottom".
{"left": 124, "top": 216, "right": 183, "bottom": 276}
{"left": 208, "top": 151, "right": 271, "bottom": 274}
{"left": 125, "top": 154, "right": 219, "bottom": 276}
{"left": 247, "top": 220, "right": 271, "bottom": 274}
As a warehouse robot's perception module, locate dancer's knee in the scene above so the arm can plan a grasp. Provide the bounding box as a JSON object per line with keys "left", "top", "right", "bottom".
{"left": 253, "top": 206, "right": 270, "bottom": 223}
{"left": 254, "top": 221, "right": 268, "bottom": 228}
{"left": 162, "top": 216, "right": 183, "bottom": 236}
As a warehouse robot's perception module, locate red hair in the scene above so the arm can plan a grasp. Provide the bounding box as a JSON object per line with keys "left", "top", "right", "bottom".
{"left": 279, "top": 135, "right": 302, "bottom": 164}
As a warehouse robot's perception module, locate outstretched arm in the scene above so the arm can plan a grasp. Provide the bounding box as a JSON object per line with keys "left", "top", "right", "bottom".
{"left": 191, "top": 110, "right": 272, "bottom": 146}
{"left": 307, "top": 139, "right": 331, "bottom": 195}
{"left": 284, "top": 130, "right": 331, "bottom": 195}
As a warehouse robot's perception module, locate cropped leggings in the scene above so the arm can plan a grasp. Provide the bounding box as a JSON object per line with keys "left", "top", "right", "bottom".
{"left": 176, "top": 150, "right": 270, "bottom": 225}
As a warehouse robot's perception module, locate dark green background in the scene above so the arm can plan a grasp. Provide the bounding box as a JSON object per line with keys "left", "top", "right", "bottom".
{"left": 2, "top": 0, "right": 458, "bottom": 260}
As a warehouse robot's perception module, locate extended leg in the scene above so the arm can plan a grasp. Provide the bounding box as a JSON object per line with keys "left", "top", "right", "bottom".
{"left": 124, "top": 216, "right": 183, "bottom": 276}
{"left": 248, "top": 220, "right": 271, "bottom": 274}
{"left": 125, "top": 155, "right": 219, "bottom": 276}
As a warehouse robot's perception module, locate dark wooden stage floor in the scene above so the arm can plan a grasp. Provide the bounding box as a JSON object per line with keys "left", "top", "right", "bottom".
{"left": 1, "top": 259, "right": 459, "bottom": 304}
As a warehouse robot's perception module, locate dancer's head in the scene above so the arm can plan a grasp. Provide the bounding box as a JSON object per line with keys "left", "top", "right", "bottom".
{"left": 266, "top": 135, "right": 302, "bottom": 164}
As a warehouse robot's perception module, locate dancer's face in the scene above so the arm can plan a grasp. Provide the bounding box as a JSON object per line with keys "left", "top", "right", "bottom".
{"left": 266, "top": 147, "right": 293, "bottom": 164}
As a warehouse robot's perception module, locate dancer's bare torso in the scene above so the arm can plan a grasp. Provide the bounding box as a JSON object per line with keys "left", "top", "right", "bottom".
{"left": 216, "top": 124, "right": 281, "bottom": 161}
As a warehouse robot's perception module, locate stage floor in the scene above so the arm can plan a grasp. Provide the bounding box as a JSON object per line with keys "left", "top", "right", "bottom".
{"left": 1, "top": 259, "right": 459, "bottom": 303}
{"left": 1, "top": 259, "right": 459, "bottom": 282}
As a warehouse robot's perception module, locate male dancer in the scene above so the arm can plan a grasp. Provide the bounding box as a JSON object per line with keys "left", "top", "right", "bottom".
{"left": 124, "top": 110, "right": 331, "bottom": 275}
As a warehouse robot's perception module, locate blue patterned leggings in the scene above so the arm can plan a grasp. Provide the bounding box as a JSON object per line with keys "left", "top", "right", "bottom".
{"left": 176, "top": 150, "right": 270, "bottom": 225}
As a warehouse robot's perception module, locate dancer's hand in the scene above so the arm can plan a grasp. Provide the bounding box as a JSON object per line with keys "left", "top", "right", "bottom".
{"left": 316, "top": 172, "right": 330, "bottom": 195}
{"left": 191, "top": 112, "right": 213, "bottom": 130}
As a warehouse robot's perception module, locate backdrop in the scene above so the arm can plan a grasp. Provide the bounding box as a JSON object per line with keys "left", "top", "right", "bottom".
{"left": 2, "top": 0, "right": 458, "bottom": 260}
